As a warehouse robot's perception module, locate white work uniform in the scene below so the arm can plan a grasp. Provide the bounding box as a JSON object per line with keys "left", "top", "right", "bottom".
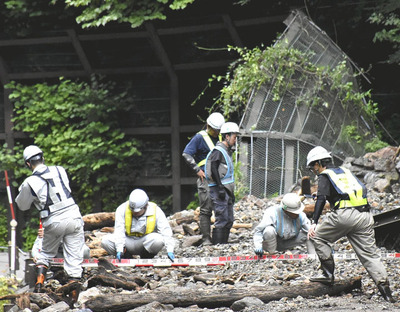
{"left": 31, "top": 236, "right": 90, "bottom": 260}
{"left": 253, "top": 205, "right": 313, "bottom": 253}
{"left": 15, "top": 164, "right": 84, "bottom": 278}
{"left": 101, "top": 201, "right": 175, "bottom": 256}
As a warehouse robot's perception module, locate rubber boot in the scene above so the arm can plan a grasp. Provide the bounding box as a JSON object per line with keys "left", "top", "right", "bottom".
{"left": 140, "top": 248, "right": 157, "bottom": 259}
{"left": 377, "top": 281, "right": 396, "bottom": 303}
{"left": 222, "top": 228, "right": 230, "bottom": 244}
{"left": 212, "top": 227, "right": 226, "bottom": 245}
{"left": 310, "top": 258, "right": 335, "bottom": 285}
{"left": 199, "top": 215, "right": 212, "bottom": 246}
{"left": 34, "top": 265, "right": 48, "bottom": 293}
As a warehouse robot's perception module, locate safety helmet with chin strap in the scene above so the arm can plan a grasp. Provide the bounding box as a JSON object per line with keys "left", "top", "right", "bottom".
{"left": 129, "top": 189, "right": 149, "bottom": 212}
{"left": 23, "top": 145, "right": 43, "bottom": 162}
{"left": 306, "top": 146, "right": 332, "bottom": 167}
{"left": 206, "top": 112, "right": 225, "bottom": 130}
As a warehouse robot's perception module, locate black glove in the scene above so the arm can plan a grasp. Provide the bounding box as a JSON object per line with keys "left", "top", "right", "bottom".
{"left": 218, "top": 185, "right": 226, "bottom": 200}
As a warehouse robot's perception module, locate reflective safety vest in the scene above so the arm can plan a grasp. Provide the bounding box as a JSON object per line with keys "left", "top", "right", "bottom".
{"left": 196, "top": 130, "right": 221, "bottom": 167}
{"left": 125, "top": 202, "right": 157, "bottom": 236}
{"left": 276, "top": 208, "right": 302, "bottom": 239}
{"left": 30, "top": 166, "right": 76, "bottom": 218}
{"left": 204, "top": 145, "right": 234, "bottom": 187}
{"left": 320, "top": 167, "right": 368, "bottom": 209}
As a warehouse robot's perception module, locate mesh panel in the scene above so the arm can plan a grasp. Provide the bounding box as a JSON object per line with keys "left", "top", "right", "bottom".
{"left": 238, "top": 11, "right": 377, "bottom": 199}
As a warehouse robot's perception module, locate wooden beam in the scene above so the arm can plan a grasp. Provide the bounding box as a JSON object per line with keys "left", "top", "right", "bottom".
{"left": 222, "top": 14, "right": 243, "bottom": 47}
{"left": 67, "top": 29, "right": 92, "bottom": 74}
{"left": 145, "top": 22, "right": 181, "bottom": 213}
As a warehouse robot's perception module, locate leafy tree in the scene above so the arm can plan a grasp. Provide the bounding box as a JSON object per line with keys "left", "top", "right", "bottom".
{"left": 0, "top": 76, "right": 141, "bottom": 214}
{"left": 369, "top": 0, "right": 400, "bottom": 64}
{"left": 57, "top": 0, "right": 195, "bottom": 29}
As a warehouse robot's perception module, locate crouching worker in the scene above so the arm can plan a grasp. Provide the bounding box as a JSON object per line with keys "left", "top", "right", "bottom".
{"left": 253, "top": 193, "right": 315, "bottom": 256}
{"left": 101, "top": 189, "right": 175, "bottom": 262}
{"left": 15, "top": 145, "right": 85, "bottom": 297}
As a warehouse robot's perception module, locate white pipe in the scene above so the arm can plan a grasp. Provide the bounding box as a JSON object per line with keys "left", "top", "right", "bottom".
{"left": 10, "top": 219, "right": 17, "bottom": 276}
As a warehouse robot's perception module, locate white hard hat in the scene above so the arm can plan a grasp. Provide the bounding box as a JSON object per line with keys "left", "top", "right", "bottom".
{"left": 220, "top": 122, "right": 239, "bottom": 135}
{"left": 281, "top": 193, "right": 304, "bottom": 214}
{"left": 207, "top": 112, "right": 225, "bottom": 130}
{"left": 129, "top": 189, "right": 149, "bottom": 212}
{"left": 306, "top": 146, "right": 332, "bottom": 167}
{"left": 23, "top": 145, "right": 43, "bottom": 162}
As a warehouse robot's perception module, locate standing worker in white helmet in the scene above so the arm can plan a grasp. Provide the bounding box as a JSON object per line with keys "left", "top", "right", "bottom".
{"left": 15, "top": 145, "right": 85, "bottom": 300}
{"left": 101, "top": 189, "right": 175, "bottom": 261}
{"left": 306, "top": 146, "right": 395, "bottom": 302}
{"left": 204, "top": 122, "right": 239, "bottom": 244}
{"left": 182, "top": 112, "right": 225, "bottom": 246}
{"left": 253, "top": 193, "right": 315, "bottom": 256}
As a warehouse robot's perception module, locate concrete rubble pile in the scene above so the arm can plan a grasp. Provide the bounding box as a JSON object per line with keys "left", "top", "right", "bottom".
{"left": 4, "top": 146, "right": 400, "bottom": 312}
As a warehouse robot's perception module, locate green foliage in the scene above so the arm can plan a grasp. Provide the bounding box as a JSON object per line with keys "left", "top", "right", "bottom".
{"left": 1, "top": 76, "right": 141, "bottom": 213}
{"left": 21, "top": 225, "right": 38, "bottom": 251}
{"left": 186, "top": 192, "right": 199, "bottom": 210}
{"left": 365, "top": 137, "right": 389, "bottom": 153}
{"left": 369, "top": 0, "right": 400, "bottom": 64}
{"left": 233, "top": 154, "right": 248, "bottom": 201}
{"left": 0, "top": 276, "right": 17, "bottom": 310}
{"left": 56, "top": 0, "right": 195, "bottom": 29}
{"left": 0, "top": 205, "right": 9, "bottom": 246}
{"left": 0, "top": 205, "right": 9, "bottom": 247}
{"left": 201, "top": 42, "right": 378, "bottom": 123}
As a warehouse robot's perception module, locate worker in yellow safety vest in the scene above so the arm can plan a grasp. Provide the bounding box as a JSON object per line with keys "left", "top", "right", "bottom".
{"left": 101, "top": 189, "right": 175, "bottom": 261}
{"left": 306, "top": 146, "right": 395, "bottom": 303}
{"left": 182, "top": 112, "right": 225, "bottom": 245}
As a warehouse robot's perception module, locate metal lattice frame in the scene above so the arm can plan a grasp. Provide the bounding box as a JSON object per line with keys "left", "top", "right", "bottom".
{"left": 239, "top": 11, "right": 377, "bottom": 199}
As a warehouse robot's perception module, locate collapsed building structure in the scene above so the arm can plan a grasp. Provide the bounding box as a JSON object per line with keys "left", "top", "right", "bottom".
{"left": 239, "top": 11, "right": 379, "bottom": 198}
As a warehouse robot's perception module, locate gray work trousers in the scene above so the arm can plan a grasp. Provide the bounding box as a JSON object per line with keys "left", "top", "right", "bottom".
{"left": 209, "top": 186, "right": 234, "bottom": 229}
{"left": 262, "top": 226, "right": 314, "bottom": 254}
{"left": 36, "top": 218, "right": 84, "bottom": 279}
{"left": 197, "top": 177, "right": 213, "bottom": 217}
{"left": 312, "top": 208, "right": 388, "bottom": 285}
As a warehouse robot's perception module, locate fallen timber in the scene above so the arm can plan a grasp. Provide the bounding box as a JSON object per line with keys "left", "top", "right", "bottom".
{"left": 83, "top": 276, "right": 362, "bottom": 312}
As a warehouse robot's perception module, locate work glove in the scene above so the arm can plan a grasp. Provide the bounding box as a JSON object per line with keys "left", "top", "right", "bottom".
{"left": 218, "top": 185, "right": 226, "bottom": 200}
{"left": 116, "top": 251, "right": 122, "bottom": 262}
{"left": 254, "top": 248, "right": 264, "bottom": 257}
{"left": 167, "top": 252, "right": 175, "bottom": 262}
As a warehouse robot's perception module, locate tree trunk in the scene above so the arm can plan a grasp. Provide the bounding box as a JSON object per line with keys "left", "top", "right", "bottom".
{"left": 84, "top": 276, "right": 362, "bottom": 312}
{"left": 83, "top": 212, "right": 115, "bottom": 231}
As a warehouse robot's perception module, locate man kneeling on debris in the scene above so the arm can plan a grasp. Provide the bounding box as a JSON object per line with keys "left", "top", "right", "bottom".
{"left": 253, "top": 193, "right": 315, "bottom": 256}
{"left": 101, "top": 189, "right": 175, "bottom": 261}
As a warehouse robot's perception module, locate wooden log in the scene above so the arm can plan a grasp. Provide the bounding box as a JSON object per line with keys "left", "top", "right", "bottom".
{"left": 83, "top": 212, "right": 115, "bottom": 231}
{"left": 87, "top": 274, "right": 140, "bottom": 291}
{"left": 84, "top": 276, "right": 362, "bottom": 311}
{"left": 232, "top": 223, "right": 252, "bottom": 229}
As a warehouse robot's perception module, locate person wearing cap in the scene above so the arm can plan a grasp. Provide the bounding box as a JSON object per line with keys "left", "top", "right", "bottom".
{"left": 15, "top": 145, "right": 85, "bottom": 297}
{"left": 101, "top": 189, "right": 175, "bottom": 261}
{"left": 204, "top": 121, "right": 239, "bottom": 244}
{"left": 253, "top": 193, "right": 315, "bottom": 256}
{"left": 306, "top": 146, "right": 395, "bottom": 302}
{"left": 182, "top": 112, "right": 225, "bottom": 246}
